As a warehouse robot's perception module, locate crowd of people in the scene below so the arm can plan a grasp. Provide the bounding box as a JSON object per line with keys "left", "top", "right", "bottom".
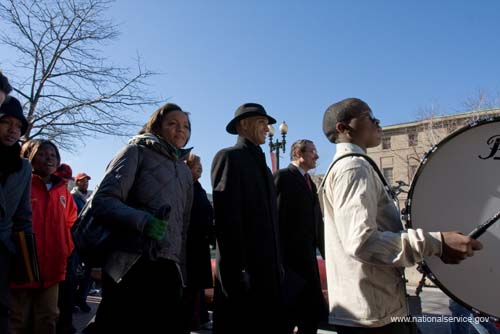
{"left": 0, "top": 69, "right": 486, "bottom": 334}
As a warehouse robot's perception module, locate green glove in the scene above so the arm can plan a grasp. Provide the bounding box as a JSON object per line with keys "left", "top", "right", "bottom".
{"left": 144, "top": 216, "right": 168, "bottom": 240}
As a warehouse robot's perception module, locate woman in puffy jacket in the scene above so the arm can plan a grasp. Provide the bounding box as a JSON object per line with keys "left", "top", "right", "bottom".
{"left": 90, "top": 103, "right": 193, "bottom": 333}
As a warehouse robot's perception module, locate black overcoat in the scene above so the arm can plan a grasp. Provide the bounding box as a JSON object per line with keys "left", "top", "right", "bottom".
{"left": 211, "top": 136, "right": 284, "bottom": 333}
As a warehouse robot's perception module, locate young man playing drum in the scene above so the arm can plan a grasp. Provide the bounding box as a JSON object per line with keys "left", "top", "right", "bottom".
{"left": 319, "top": 97, "right": 483, "bottom": 334}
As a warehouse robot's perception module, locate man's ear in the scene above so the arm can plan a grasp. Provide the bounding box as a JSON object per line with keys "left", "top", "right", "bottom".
{"left": 239, "top": 118, "right": 248, "bottom": 131}
{"left": 236, "top": 118, "right": 251, "bottom": 137}
{"left": 336, "top": 122, "right": 349, "bottom": 134}
{"left": 294, "top": 147, "right": 302, "bottom": 160}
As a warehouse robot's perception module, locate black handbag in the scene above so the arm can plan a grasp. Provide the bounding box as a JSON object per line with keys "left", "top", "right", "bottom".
{"left": 71, "top": 188, "right": 110, "bottom": 268}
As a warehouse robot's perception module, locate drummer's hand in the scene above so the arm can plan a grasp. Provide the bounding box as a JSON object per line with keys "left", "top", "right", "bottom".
{"left": 440, "top": 232, "right": 483, "bottom": 264}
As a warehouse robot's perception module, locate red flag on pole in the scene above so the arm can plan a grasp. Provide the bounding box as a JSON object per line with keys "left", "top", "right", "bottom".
{"left": 270, "top": 151, "right": 277, "bottom": 173}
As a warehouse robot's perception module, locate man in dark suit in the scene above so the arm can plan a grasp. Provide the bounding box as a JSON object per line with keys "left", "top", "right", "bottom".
{"left": 274, "top": 139, "right": 328, "bottom": 334}
{"left": 211, "top": 103, "right": 285, "bottom": 334}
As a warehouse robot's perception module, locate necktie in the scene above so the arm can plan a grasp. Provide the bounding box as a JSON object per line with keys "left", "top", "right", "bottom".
{"left": 304, "top": 173, "right": 313, "bottom": 191}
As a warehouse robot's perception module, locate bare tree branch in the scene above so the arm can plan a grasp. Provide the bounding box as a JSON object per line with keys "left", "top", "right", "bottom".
{"left": 386, "top": 95, "right": 500, "bottom": 186}
{"left": 0, "top": 0, "right": 161, "bottom": 150}
{"left": 461, "top": 88, "right": 497, "bottom": 112}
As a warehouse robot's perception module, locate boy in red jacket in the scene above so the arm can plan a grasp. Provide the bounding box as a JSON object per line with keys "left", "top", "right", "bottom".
{"left": 10, "top": 139, "right": 77, "bottom": 334}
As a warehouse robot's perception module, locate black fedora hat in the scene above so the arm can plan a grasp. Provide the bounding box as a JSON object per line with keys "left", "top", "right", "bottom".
{"left": 226, "top": 103, "right": 277, "bottom": 134}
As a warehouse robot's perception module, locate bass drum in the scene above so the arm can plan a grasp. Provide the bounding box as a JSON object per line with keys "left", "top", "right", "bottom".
{"left": 406, "top": 117, "right": 500, "bottom": 321}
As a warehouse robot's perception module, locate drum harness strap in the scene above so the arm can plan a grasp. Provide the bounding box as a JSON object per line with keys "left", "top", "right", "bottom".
{"left": 319, "top": 153, "right": 424, "bottom": 317}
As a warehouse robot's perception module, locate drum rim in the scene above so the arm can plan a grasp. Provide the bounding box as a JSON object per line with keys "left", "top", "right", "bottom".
{"left": 406, "top": 116, "right": 500, "bottom": 321}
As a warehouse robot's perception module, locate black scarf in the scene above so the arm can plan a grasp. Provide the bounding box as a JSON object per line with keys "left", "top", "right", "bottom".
{"left": 0, "top": 142, "right": 23, "bottom": 184}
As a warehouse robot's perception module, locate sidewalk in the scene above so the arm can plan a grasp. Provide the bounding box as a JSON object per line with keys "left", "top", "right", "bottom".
{"left": 408, "top": 286, "right": 451, "bottom": 334}
{"left": 74, "top": 287, "right": 452, "bottom": 334}
{"left": 73, "top": 295, "right": 99, "bottom": 334}
{"left": 73, "top": 296, "right": 212, "bottom": 334}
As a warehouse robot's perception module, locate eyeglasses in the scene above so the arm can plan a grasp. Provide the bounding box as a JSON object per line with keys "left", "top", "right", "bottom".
{"left": 339, "top": 110, "right": 378, "bottom": 124}
{"left": 363, "top": 112, "right": 378, "bottom": 123}
{"left": 303, "top": 149, "right": 318, "bottom": 155}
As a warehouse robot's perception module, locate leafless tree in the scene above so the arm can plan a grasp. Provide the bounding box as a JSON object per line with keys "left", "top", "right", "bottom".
{"left": 0, "top": 0, "right": 159, "bottom": 150}
{"left": 414, "top": 100, "right": 447, "bottom": 148}
{"left": 414, "top": 91, "right": 500, "bottom": 154}
{"left": 462, "top": 88, "right": 500, "bottom": 112}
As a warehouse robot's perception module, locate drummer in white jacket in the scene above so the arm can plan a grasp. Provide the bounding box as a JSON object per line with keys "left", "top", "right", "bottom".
{"left": 319, "top": 97, "right": 483, "bottom": 334}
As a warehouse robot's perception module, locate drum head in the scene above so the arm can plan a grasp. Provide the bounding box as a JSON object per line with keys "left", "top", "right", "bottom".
{"left": 407, "top": 118, "right": 500, "bottom": 319}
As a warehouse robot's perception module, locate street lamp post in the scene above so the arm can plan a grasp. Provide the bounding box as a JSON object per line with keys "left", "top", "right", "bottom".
{"left": 268, "top": 121, "right": 288, "bottom": 170}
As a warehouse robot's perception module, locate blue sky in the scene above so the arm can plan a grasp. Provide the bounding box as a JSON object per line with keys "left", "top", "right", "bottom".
{"left": 2, "top": 0, "right": 500, "bottom": 191}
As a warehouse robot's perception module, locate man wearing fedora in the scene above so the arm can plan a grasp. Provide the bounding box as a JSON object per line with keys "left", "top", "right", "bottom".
{"left": 211, "top": 103, "right": 285, "bottom": 334}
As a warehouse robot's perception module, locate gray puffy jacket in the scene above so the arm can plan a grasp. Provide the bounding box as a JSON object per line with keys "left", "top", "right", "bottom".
{"left": 92, "top": 134, "right": 193, "bottom": 283}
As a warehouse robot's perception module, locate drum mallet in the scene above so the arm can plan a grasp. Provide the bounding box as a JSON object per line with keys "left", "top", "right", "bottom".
{"left": 468, "top": 210, "right": 500, "bottom": 239}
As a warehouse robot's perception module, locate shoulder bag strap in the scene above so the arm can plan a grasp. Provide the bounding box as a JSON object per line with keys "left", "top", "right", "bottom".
{"left": 319, "top": 153, "right": 396, "bottom": 200}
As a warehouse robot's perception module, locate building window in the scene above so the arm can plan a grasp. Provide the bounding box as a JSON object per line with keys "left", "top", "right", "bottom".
{"left": 408, "top": 133, "right": 418, "bottom": 147}
{"left": 383, "top": 167, "right": 393, "bottom": 185}
{"left": 382, "top": 136, "right": 391, "bottom": 150}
